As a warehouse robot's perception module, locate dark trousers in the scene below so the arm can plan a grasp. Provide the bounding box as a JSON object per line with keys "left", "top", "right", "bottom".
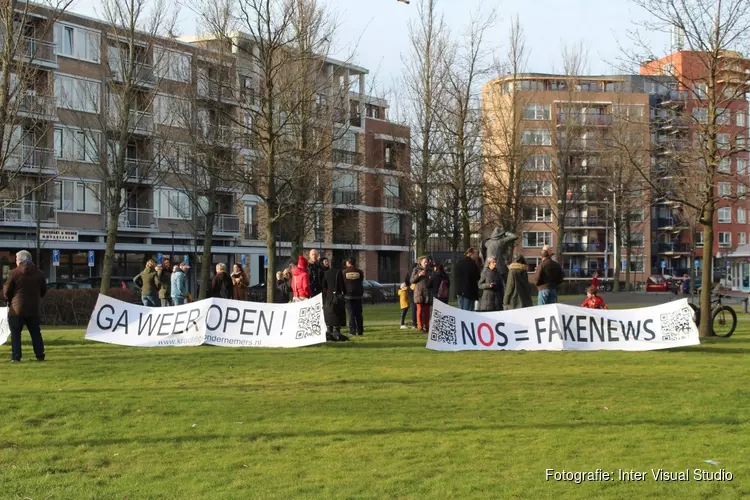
{"left": 400, "top": 307, "right": 409, "bottom": 325}
{"left": 409, "top": 291, "right": 417, "bottom": 326}
{"left": 8, "top": 316, "right": 45, "bottom": 361}
{"left": 160, "top": 297, "right": 172, "bottom": 307}
{"left": 346, "top": 298, "right": 364, "bottom": 335}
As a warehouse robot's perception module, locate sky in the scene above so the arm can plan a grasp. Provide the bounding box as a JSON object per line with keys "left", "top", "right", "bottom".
{"left": 70, "top": 0, "right": 671, "bottom": 111}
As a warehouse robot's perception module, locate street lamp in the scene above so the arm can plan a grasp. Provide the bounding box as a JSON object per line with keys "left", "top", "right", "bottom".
{"left": 168, "top": 222, "right": 177, "bottom": 263}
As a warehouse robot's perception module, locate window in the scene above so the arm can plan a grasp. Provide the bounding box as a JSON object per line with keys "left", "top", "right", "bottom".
{"left": 629, "top": 207, "right": 645, "bottom": 222}
{"left": 153, "top": 47, "right": 191, "bottom": 82}
{"left": 734, "top": 158, "right": 747, "bottom": 176}
{"left": 718, "top": 207, "right": 731, "bottom": 223}
{"left": 629, "top": 232, "right": 645, "bottom": 247}
{"left": 383, "top": 214, "right": 400, "bottom": 235}
{"left": 737, "top": 136, "right": 746, "bottom": 150}
{"left": 696, "top": 231, "right": 704, "bottom": 247}
{"left": 629, "top": 255, "right": 645, "bottom": 273}
{"left": 718, "top": 158, "right": 731, "bottom": 173}
{"left": 717, "top": 108, "right": 729, "bottom": 125}
{"left": 383, "top": 175, "right": 400, "bottom": 199}
{"left": 694, "top": 83, "right": 707, "bottom": 99}
{"left": 156, "top": 143, "right": 190, "bottom": 172}
{"left": 333, "top": 170, "right": 358, "bottom": 192}
{"left": 54, "top": 23, "right": 100, "bottom": 62}
{"left": 153, "top": 189, "right": 190, "bottom": 219}
{"left": 718, "top": 232, "right": 731, "bottom": 247}
{"left": 520, "top": 181, "right": 552, "bottom": 197}
{"left": 692, "top": 107, "right": 707, "bottom": 124}
{"left": 740, "top": 233, "right": 747, "bottom": 245}
{"left": 739, "top": 208, "right": 747, "bottom": 224}
{"left": 53, "top": 127, "right": 99, "bottom": 162}
{"left": 54, "top": 74, "right": 100, "bottom": 113}
{"left": 521, "top": 129, "right": 551, "bottom": 146}
{"left": 154, "top": 94, "right": 191, "bottom": 128}
{"left": 523, "top": 104, "right": 551, "bottom": 120}
{"left": 524, "top": 154, "right": 552, "bottom": 171}
{"left": 522, "top": 231, "right": 552, "bottom": 248}
{"left": 522, "top": 206, "right": 553, "bottom": 222}
{"left": 54, "top": 180, "right": 100, "bottom": 213}
{"left": 526, "top": 257, "right": 541, "bottom": 273}
{"left": 737, "top": 111, "right": 746, "bottom": 127}
{"left": 739, "top": 184, "right": 746, "bottom": 199}
{"left": 718, "top": 133, "right": 730, "bottom": 150}
{"left": 718, "top": 182, "right": 731, "bottom": 198}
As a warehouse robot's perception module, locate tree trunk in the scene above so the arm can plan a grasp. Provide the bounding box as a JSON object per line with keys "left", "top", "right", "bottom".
{"left": 265, "top": 204, "right": 277, "bottom": 303}
{"left": 612, "top": 218, "right": 621, "bottom": 292}
{"left": 198, "top": 212, "right": 215, "bottom": 300}
{"left": 100, "top": 191, "right": 122, "bottom": 295}
{"left": 698, "top": 215, "right": 714, "bottom": 338}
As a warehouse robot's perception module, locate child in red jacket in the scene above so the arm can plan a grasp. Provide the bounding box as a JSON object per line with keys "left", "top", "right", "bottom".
{"left": 581, "top": 286, "right": 608, "bottom": 310}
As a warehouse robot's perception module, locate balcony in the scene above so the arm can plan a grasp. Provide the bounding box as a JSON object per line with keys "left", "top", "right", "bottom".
{"left": 332, "top": 149, "right": 363, "bottom": 166}
{"left": 656, "top": 242, "right": 692, "bottom": 254}
{"left": 333, "top": 190, "right": 360, "bottom": 205}
{"left": 564, "top": 216, "right": 606, "bottom": 227}
{"left": 200, "top": 124, "right": 234, "bottom": 146}
{"left": 350, "top": 114, "right": 362, "bottom": 127}
{"left": 108, "top": 109, "right": 154, "bottom": 135}
{"left": 557, "top": 113, "right": 613, "bottom": 126}
{"left": 382, "top": 233, "right": 406, "bottom": 246}
{"left": 17, "top": 38, "right": 57, "bottom": 67}
{"left": 659, "top": 90, "right": 689, "bottom": 105}
{"left": 656, "top": 217, "right": 689, "bottom": 229}
{"left": 333, "top": 231, "right": 361, "bottom": 245}
{"left": 0, "top": 200, "right": 56, "bottom": 226}
{"left": 119, "top": 208, "right": 155, "bottom": 229}
{"left": 562, "top": 242, "right": 612, "bottom": 253}
{"left": 198, "top": 214, "right": 241, "bottom": 235}
{"left": 198, "top": 80, "right": 236, "bottom": 103}
{"left": 124, "top": 158, "right": 153, "bottom": 182}
{"left": 14, "top": 146, "right": 57, "bottom": 175}
{"left": 110, "top": 59, "right": 156, "bottom": 87}
{"left": 245, "top": 222, "right": 259, "bottom": 240}
{"left": 18, "top": 93, "right": 57, "bottom": 120}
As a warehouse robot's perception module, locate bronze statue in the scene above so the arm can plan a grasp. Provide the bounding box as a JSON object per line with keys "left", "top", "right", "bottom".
{"left": 481, "top": 227, "right": 519, "bottom": 268}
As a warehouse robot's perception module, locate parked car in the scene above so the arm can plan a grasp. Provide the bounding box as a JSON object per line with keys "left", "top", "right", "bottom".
{"left": 363, "top": 280, "right": 385, "bottom": 304}
{"left": 77, "top": 276, "right": 139, "bottom": 292}
{"left": 47, "top": 282, "right": 85, "bottom": 290}
{"left": 646, "top": 275, "right": 670, "bottom": 292}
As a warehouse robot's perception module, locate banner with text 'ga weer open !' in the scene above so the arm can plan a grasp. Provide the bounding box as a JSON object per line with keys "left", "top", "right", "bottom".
{"left": 85, "top": 294, "right": 326, "bottom": 348}
{"left": 427, "top": 298, "right": 699, "bottom": 351}
{"left": 0, "top": 307, "right": 9, "bottom": 345}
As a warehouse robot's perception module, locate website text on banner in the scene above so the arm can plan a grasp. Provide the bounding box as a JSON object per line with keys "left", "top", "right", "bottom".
{"left": 86, "top": 294, "right": 326, "bottom": 348}
{"left": 426, "top": 299, "right": 700, "bottom": 351}
{"left": 0, "top": 307, "right": 9, "bottom": 345}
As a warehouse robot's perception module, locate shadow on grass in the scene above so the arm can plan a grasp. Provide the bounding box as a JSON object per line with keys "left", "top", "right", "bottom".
{"left": 672, "top": 346, "right": 750, "bottom": 354}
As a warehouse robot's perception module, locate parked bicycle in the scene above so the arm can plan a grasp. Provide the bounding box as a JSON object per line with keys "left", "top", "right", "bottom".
{"left": 688, "top": 294, "right": 737, "bottom": 338}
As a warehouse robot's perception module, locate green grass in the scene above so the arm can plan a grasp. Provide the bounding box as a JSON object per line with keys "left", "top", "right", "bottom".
{"left": 1, "top": 316, "right": 749, "bottom": 499}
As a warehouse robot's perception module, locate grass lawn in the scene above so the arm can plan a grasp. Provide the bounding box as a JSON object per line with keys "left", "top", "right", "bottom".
{"left": 1, "top": 309, "right": 749, "bottom": 499}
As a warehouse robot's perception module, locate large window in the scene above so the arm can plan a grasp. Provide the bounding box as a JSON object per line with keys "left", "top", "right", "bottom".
{"left": 383, "top": 214, "right": 400, "bottom": 234}
{"left": 520, "top": 181, "right": 552, "bottom": 197}
{"left": 629, "top": 232, "right": 644, "bottom": 248}
{"left": 694, "top": 83, "right": 707, "bottom": 100}
{"left": 55, "top": 74, "right": 100, "bottom": 113}
{"left": 54, "top": 23, "right": 100, "bottom": 62}
{"left": 524, "top": 154, "right": 552, "bottom": 171}
{"left": 718, "top": 232, "right": 731, "bottom": 247}
{"left": 718, "top": 182, "right": 731, "bottom": 198}
{"left": 522, "top": 205, "right": 553, "bottom": 222}
{"left": 54, "top": 127, "right": 99, "bottom": 162}
{"left": 154, "top": 47, "right": 191, "bottom": 82}
{"left": 629, "top": 207, "right": 645, "bottom": 222}
{"left": 718, "top": 207, "right": 731, "bottom": 223}
{"left": 740, "top": 233, "right": 747, "bottom": 245}
{"left": 739, "top": 208, "right": 747, "bottom": 224}
{"left": 717, "top": 133, "right": 730, "bottom": 150}
{"left": 716, "top": 108, "right": 730, "bottom": 125}
{"left": 154, "top": 94, "right": 191, "bottom": 128}
{"left": 333, "top": 170, "right": 358, "bottom": 192}
{"left": 522, "top": 231, "right": 552, "bottom": 248}
{"left": 153, "top": 189, "right": 191, "bottom": 219}
{"left": 523, "top": 104, "right": 551, "bottom": 120}
{"left": 692, "top": 107, "right": 708, "bottom": 123}
{"left": 521, "top": 129, "right": 551, "bottom": 146}
{"left": 737, "top": 111, "right": 746, "bottom": 127}
{"left": 740, "top": 184, "right": 747, "bottom": 199}
{"left": 718, "top": 158, "right": 730, "bottom": 173}
{"left": 157, "top": 143, "right": 191, "bottom": 172}
{"left": 54, "top": 179, "right": 101, "bottom": 213}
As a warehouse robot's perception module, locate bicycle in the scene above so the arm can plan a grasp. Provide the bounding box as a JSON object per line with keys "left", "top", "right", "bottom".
{"left": 688, "top": 294, "right": 737, "bottom": 338}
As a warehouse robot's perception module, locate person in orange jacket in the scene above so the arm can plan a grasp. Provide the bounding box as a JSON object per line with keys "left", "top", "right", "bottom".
{"left": 581, "top": 286, "right": 609, "bottom": 310}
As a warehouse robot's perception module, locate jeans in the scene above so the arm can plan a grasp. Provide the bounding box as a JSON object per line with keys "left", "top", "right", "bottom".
{"left": 8, "top": 316, "right": 45, "bottom": 361}
{"left": 416, "top": 303, "right": 431, "bottom": 331}
{"left": 400, "top": 308, "right": 409, "bottom": 325}
{"left": 457, "top": 295, "right": 475, "bottom": 311}
{"left": 142, "top": 296, "right": 158, "bottom": 307}
{"left": 346, "top": 298, "right": 364, "bottom": 335}
{"left": 172, "top": 297, "right": 186, "bottom": 306}
{"left": 537, "top": 288, "right": 558, "bottom": 305}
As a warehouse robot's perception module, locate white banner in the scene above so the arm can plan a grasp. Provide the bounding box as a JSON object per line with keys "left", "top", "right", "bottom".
{"left": 86, "top": 294, "right": 326, "bottom": 348}
{"left": 0, "top": 307, "right": 9, "bottom": 345}
{"left": 427, "top": 299, "right": 700, "bottom": 351}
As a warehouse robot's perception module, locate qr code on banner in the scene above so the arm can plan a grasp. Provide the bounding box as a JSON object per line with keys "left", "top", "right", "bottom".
{"left": 296, "top": 303, "right": 323, "bottom": 339}
{"left": 660, "top": 306, "right": 694, "bottom": 341}
{"left": 430, "top": 310, "right": 457, "bottom": 345}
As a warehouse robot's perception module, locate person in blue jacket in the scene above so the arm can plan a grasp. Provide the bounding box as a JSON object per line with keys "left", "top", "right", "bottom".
{"left": 171, "top": 262, "right": 190, "bottom": 305}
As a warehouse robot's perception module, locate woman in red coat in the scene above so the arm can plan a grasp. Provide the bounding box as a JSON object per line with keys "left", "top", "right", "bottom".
{"left": 291, "top": 255, "right": 311, "bottom": 301}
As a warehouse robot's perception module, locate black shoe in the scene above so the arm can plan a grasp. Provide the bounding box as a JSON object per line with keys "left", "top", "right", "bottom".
{"left": 336, "top": 334, "right": 350, "bottom": 341}
{"left": 36, "top": 357, "right": 45, "bottom": 362}
{"left": 8, "top": 359, "right": 20, "bottom": 363}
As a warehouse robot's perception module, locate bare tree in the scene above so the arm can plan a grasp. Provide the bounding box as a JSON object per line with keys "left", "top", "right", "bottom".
{"left": 626, "top": 0, "right": 750, "bottom": 336}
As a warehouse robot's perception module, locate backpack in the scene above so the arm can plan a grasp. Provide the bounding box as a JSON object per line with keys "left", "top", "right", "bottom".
{"left": 437, "top": 279, "right": 449, "bottom": 299}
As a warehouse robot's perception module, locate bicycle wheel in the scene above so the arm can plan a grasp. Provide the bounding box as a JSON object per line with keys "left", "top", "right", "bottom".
{"left": 712, "top": 306, "right": 737, "bottom": 338}
{"left": 688, "top": 303, "right": 700, "bottom": 327}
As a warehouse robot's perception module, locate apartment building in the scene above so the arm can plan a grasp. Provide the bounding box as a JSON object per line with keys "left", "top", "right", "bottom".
{"left": 482, "top": 73, "right": 652, "bottom": 284}
{"left": 0, "top": 5, "right": 411, "bottom": 287}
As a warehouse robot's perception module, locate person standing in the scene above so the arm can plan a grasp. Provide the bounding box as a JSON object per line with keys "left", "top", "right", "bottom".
{"left": 397, "top": 283, "right": 410, "bottom": 329}
{"left": 307, "top": 249, "right": 324, "bottom": 297}
{"left": 275, "top": 269, "right": 291, "bottom": 303}
{"left": 405, "top": 264, "right": 417, "bottom": 327}
{"left": 3, "top": 250, "right": 47, "bottom": 362}
{"left": 478, "top": 257, "right": 504, "bottom": 312}
{"left": 535, "top": 249, "right": 564, "bottom": 305}
{"left": 454, "top": 248, "right": 481, "bottom": 311}
{"left": 410, "top": 256, "right": 433, "bottom": 332}
{"left": 430, "top": 263, "right": 450, "bottom": 303}
{"left": 591, "top": 271, "right": 599, "bottom": 291}
{"left": 342, "top": 257, "right": 365, "bottom": 336}
{"left": 171, "top": 262, "right": 189, "bottom": 305}
{"left": 504, "top": 254, "right": 533, "bottom": 310}
{"left": 209, "top": 263, "right": 234, "bottom": 299}
{"left": 231, "top": 263, "right": 250, "bottom": 300}
{"left": 134, "top": 259, "right": 158, "bottom": 307}
{"left": 321, "top": 258, "right": 349, "bottom": 342}
{"left": 291, "top": 256, "right": 311, "bottom": 301}
{"left": 156, "top": 257, "right": 172, "bottom": 307}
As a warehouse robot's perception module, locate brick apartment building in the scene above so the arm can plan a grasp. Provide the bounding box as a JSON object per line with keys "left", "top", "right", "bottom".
{"left": 0, "top": 4, "right": 411, "bottom": 289}
{"left": 482, "top": 50, "right": 750, "bottom": 285}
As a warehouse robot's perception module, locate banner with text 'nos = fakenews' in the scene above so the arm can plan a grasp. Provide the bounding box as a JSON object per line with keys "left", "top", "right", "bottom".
{"left": 426, "top": 298, "right": 700, "bottom": 351}
{"left": 85, "top": 294, "right": 326, "bottom": 348}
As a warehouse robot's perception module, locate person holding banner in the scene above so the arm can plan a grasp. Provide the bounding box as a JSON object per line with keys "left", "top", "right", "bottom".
{"left": 535, "top": 249, "right": 564, "bottom": 305}
{"left": 209, "top": 263, "right": 234, "bottom": 299}
{"left": 291, "top": 256, "right": 311, "bottom": 302}
{"left": 321, "top": 258, "right": 349, "bottom": 342}
{"left": 504, "top": 254, "right": 533, "bottom": 310}
{"left": 3, "top": 250, "right": 47, "bottom": 362}
{"left": 134, "top": 260, "right": 158, "bottom": 307}
{"left": 231, "top": 263, "right": 250, "bottom": 301}
{"left": 454, "top": 248, "right": 481, "bottom": 311}
{"left": 478, "top": 257, "right": 504, "bottom": 312}
{"left": 343, "top": 257, "right": 365, "bottom": 336}
{"left": 410, "top": 256, "right": 433, "bottom": 332}
{"left": 171, "top": 263, "right": 189, "bottom": 305}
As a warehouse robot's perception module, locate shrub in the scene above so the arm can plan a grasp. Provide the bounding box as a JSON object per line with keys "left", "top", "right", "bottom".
{"left": 39, "top": 288, "right": 139, "bottom": 326}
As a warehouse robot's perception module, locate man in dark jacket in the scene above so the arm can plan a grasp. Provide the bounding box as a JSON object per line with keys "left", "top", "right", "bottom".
{"left": 156, "top": 257, "right": 172, "bottom": 307}
{"left": 342, "top": 257, "right": 364, "bottom": 336}
{"left": 535, "top": 249, "right": 564, "bottom": 304}
{"left": 454, "top": 248, "right": 481, "bottom": 311}
{"left": 307, "top": 249, "right": 324, "bottom": 297}
{"left": 209, "top": 263, "right": 234, "bottom": 299}
{"left": 3, "top": 250, "right": 47, "bottom": 362}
